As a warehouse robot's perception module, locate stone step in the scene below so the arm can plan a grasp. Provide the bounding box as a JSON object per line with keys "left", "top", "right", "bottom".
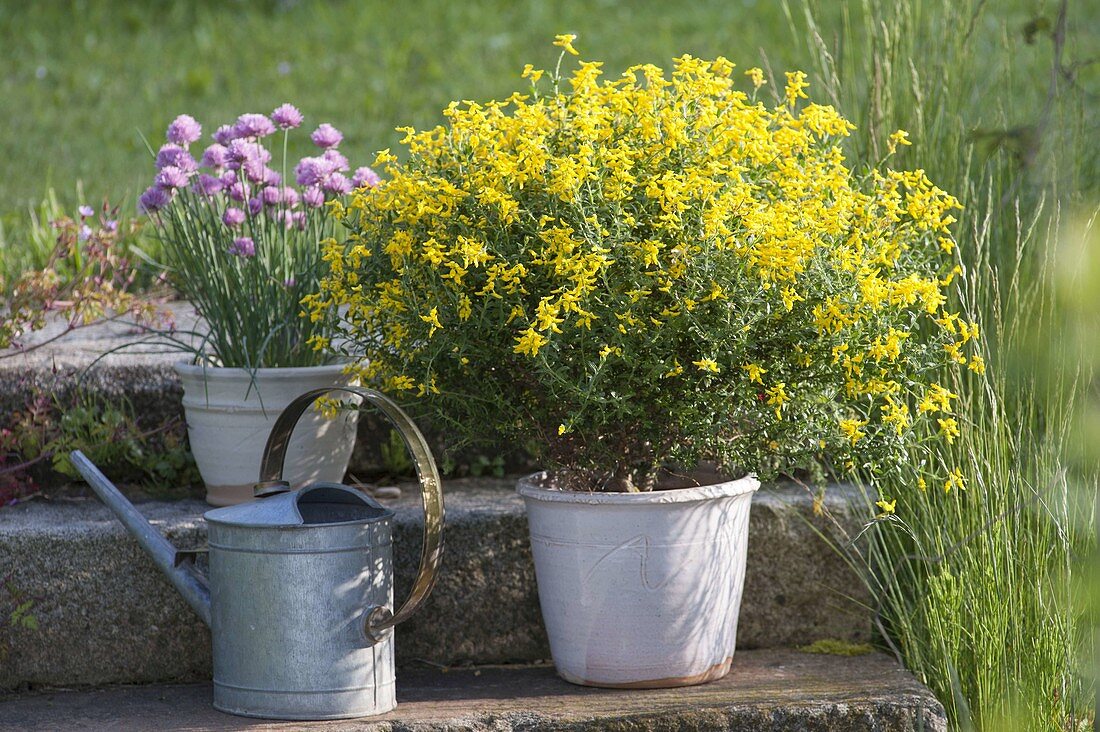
{"left": 0, "top": 651, "right": 946, "bottom": 731}
{"left": 0, "top": 303, "right": 526, "bottom": 485}
{"left": 0, "top": 303, "right": 201, "bottom": 433}
{"left": 0, "top": 479, "right": 871, "bottom": 691}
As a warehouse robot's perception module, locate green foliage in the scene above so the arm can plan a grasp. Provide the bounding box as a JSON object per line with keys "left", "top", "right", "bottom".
{"left": 49, "top": 392, "right": 200, "bottom": 492}
{"left": 0, "top": 574, "right": 38, "bottom": 664}
{"left": 438, "top": 452, "right": 507, "bottom": 479}
{"left": 0, "top": 384, "right": 199, "bottom": 502}
{"left": 149, "top": 183, "right": 341, "bottom": 368}
{"left": 467, "top": 454, "right": 506, "bottom": 478}
{"left": 141, "top": 112, "right": 351, "bottom": 368}
{"left": 378, "top": 428, "right": 414, "bottom": 478}
{"left": 320, "top": 44, "right": 972, "bottom": 492}
{"left": 10, "top": 600, "right": 38, "bottom": 632}
{"left": 0, "top": 188, "right": 165, "bottom": 296}
{"left": 0, "top": 188, "right": 64, "bottom": 289}
{"left": 785, "top": 0, "right": 1098, "bottom": 728}
{"left": 0, "top": 205, "right": 166, "bottom": 352}
{"left": 861, "top": 340, "right": 1090, "bottom": 730}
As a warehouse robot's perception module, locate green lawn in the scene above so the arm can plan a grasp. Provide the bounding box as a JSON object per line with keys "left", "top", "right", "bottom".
{"left": 1, "top": 0, "right": 1092, "bottom": 264}
{"left": 0, "top": 0, "right": 828, "bottom": 224}
{"left": 2, "top": 1, "right": 1093, "bottom": 257}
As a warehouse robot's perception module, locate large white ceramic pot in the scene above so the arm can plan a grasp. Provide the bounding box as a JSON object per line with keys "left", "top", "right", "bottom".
{"left": 517, "top": 472, "right": 759, "bottom": 688}
{"left": 175, "top": 362, "right": 360, "bottom": 506}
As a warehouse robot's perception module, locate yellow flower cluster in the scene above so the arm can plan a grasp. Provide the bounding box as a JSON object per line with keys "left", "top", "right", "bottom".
{"left": 310, "top": 38, "right": 977, "bottom": 493}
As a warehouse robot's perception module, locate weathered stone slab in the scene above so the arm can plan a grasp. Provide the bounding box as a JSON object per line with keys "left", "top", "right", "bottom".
{"left": 0, "top": 651, "right": 946, "bottom": 731}
{"left": 0, "top": 479, "right": 871, "bottom": 691}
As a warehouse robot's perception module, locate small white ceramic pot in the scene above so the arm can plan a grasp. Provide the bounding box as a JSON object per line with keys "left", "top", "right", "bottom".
{"left": 517, "top": 472, "right": 759, "bottom": 688}
{"left": 175, "top": 362, "right": 360, "bottom": 506}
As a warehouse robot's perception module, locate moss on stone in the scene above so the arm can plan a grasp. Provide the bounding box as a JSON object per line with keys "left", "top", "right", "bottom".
{"left": 800, "top": 638, "right": 876, "bottom": 656}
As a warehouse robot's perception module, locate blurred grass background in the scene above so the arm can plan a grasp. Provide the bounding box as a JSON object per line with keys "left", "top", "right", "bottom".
{"left": 0, "top": 1, "right": 828, "bottom": 228}
{"left": 1, "top": 0, "right": 1098, "bottom": 729}
{"left": 0, "top": 1, "right": 1094, "bottom": 276}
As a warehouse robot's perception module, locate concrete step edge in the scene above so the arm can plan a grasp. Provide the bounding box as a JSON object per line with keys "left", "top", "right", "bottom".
{"left": 0, "top": 651, "right": 946, "bottom": 732}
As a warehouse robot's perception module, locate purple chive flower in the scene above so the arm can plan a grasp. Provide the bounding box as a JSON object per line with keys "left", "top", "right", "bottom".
{"left": 154, "top": 165, "right": 190, "bottom": 189}
{"left": 229, "top": 237, "right": 256, "bottom": 257}
{"left": 213, "top": 124, "right": 237, "bottom": 146}
{"left": 302, "top": 186, "right": 325, "bottom": 208}
{"left": 310, "top": 123, "right": 343, "bottom": 149}
{"left": 283, "top": 276, "right": 297, "bottom": 287}
{"left": 322, "top": 148, "right": 349, "bottom": 172}
{"left": 79, "top": 225, "right": 93, "bottom": 241}
{"left": 280, "top": 210, "right": 300, "bottom": 229}
{"left": 166, "top": 114, "right": 202, "bottom": 146}
{"left": 139, "top": 186, "right": 172, "bottom": 213}
{"left": 242, "top": 160, "right": 269, "bottom": 184}
{"left": 271, "top": 103, "right": 303, "bottom": 130}
{"left": 247, "top": 197, "right": 264, "bottom": 216}
{"left": 227, "top": 180, "right": 248, "bottom": 202}
{"left": 222, "top": 207, "right": 246, "bottom": 227}
{"left": 261, "top": 186, "right": 281, "bottom": 206}
{"left": 233, "top": 113, "right": 275, "bottom": 139}
{"left": 292, "top": 211, "right": 307, "bottom": 229}
{"left": 322, "top": 172, "right": 352, "bottom": 195}
{"left": 352, "top": 166, "right": 381, "bottom": 188}
{"left": 263, "top": 168, "right": 282, "bottom": 186}
{"left": 195, "top": 173, "right": 225, "bottom": 196}
{"left": 225, "top": 139, "right": 272, "bottom": 169}
{"left": 155, "top": 144, "right": 198, "bottom": 173}
{"left": 281, "top": 187, "right": 300, "bottom": 208}
{"left": 201, "top": 143, "right": 229, "bottom": 169}
{"left": 78, "top": 205, "right": 94, "bottom": 218}
{"left": 294, "top": 156, "right": 336, "bottom": 186}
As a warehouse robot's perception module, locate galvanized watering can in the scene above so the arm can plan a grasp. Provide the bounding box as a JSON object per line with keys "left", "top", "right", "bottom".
{"left": 69, "top": 386, "right": 444, "bottom": 720}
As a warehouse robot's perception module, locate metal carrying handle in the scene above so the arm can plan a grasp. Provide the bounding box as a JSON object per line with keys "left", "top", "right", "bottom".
{"left": 255, "top": 386, "right": 445, "bottom": 643}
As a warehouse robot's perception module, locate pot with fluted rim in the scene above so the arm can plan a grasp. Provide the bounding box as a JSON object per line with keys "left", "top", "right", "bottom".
{"left": 175, "top": 362, "right": 359, "bottom": 506}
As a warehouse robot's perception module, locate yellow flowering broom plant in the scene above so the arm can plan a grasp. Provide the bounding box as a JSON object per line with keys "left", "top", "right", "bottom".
{"left": 309, "top": 38, "right": 978, "bottom": 494}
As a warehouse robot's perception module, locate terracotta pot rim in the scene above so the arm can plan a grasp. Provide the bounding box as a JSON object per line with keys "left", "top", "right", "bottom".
{"left": 516, "top": 471, "right": 759, "bottom": 505}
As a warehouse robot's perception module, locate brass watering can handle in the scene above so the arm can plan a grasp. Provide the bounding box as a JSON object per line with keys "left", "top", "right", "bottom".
{"left": 255, "top": 386, "right": 445, "bottom": 643}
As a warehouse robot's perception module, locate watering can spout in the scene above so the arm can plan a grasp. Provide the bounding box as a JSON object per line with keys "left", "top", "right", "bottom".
{"left": 69, "top": 450, "right": 212, "bottom": 628}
